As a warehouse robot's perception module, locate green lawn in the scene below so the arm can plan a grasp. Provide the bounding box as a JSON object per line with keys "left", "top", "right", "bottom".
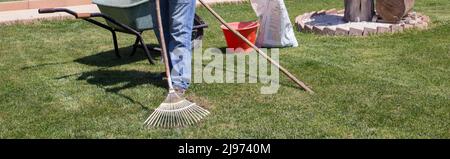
{"left": 0, "top": 0, "right": 449, "bottom": 138}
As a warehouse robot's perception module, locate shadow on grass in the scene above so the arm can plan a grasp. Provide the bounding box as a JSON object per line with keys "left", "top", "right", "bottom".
{"left": 55, "top": 68, "right": 166, "bottom": 110}
{"left": 76, "top": 69, "right": 166, "bottom": 91}
{"left": 72, "top": 44, "right": 165, "bottom": 89}
{"left": 21, "top": 44, "right": 161, "bottom": 70}
{"left": 54, "top": 45, "right": 165, "bottom": 109}
{"left": 21, "top": 61, "right": 73, "bottom": 70}
{"left": 75, "top": 69, "right": 166, "bottom": 110}
{"left": 74, "top": 44, "right": 161, "bottom": 67}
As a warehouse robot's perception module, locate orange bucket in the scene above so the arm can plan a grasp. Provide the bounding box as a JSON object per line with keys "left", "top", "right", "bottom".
{"left": 221, "top": 21, "right": 259, "bottom": 53}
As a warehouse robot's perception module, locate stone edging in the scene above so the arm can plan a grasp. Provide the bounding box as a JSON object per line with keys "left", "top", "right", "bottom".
{"left": 295, "top": 8, "right": 431, "bottom": 36}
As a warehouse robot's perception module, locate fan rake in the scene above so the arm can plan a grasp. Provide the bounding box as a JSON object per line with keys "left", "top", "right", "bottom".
{"left": 144, "top": 0, "right": 209, "bottom": 128}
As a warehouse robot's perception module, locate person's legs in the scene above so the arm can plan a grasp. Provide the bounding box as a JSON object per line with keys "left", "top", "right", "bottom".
{"left": 166, "top": 0, "right": 196, "bottom": 90}
{"left": 153, "top": 0, "right": 195, "bottom": 90}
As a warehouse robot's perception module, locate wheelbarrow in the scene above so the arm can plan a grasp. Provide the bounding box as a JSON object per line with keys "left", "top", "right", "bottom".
{"left": 38, "top": 0, "right": 208, "bottom": 64}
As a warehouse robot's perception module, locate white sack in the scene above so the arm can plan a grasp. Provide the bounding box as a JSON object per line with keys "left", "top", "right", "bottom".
{"left": 250, "top": 0, "right": 299, "bottom": 48}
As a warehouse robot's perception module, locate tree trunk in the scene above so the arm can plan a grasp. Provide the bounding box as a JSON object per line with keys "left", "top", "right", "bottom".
{"left": 376, "top": 0, "right": 415, "bottom": 23}
{"left": 344, "top": 0, "right": 375, "bottom": 22}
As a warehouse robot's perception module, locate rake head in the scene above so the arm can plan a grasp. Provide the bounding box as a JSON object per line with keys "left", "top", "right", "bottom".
{"left": 144, "top": 90, "right": 210, "bottom": 128}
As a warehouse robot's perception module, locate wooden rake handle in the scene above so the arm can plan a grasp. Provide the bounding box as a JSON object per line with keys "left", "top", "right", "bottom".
{"left": 197, "top": 0, "right": 314, "bottom": 94}
{"left": 155, "top": 0, "right": 174, "bottom": 90}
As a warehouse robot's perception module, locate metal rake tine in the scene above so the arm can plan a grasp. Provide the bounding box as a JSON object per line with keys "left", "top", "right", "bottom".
{"left": 165, "top": 112, "right": 171, "bottom": 128}
{"left": 179, "top": 108, "right": 193, "bottom": 126}
{"left": 163, "top": 112, "right": 168, "bottom": 128}
{"left": 190, "top": 104, "right": 207, "bottom": 121}
{"left": 167, "top": 112, "right": 174, "bottom": 128}
{"left": 166, "top": 112, "right": 173, "bottom": 128}
{"left": 170, "top": 112, "right": 176, "bottom": 128}
{"left": 172, "top": 113, "right": 178, "bottom": 128}
{"left": 171, "top": 111, "right": 177, "bottom": 128}
{"left": 171, "top": 112, "right": 177, "bottom": 128}
{"left": 182, "top": 104, "right": 198, "bottom": 124}
{"left": 184, "top": 108, "right": 196, "bottom": 126}
{"left": 147, "top": 113, "right": 159, "bottom": 127}
{"left": 176, "top": 110, "right": 184, "bottom": 127}
{"left": 194, "top": 105, "right": 210, "bottom": 117}
{"left": 143, "top": 113, "right": 153, "bottom": 125}
{"left": 173, "top": 111, "right": 179, "bottom": 127}
{"left": 184, "top": 108, "right": 198, "bottom": 126}
{"left": 174, "top": 103, "right": 190, "bottom": 126}
{"left": 194, "top": 108, "right": 208, "bottom": 121}
{"left": 188, "top": 106, "right": 202, "bottom": 122}
{"left": 178, "top": 108, "right": 192, "bottom": 126}
{"left": 186, "top": 104, "right": 203, "bottom": 123}
{"left": 161, "top": 112, "right": 169, "bottom": 128}
{"left": 156, "top": 111, "right": 165, "bottom": 128}
{"left": 174, "top": 111, "right": 181, "bottom": 128}
{"left": 144, "top": 112, "right": 156, "bottom": 126}
{"left": 144, "top": 110, "right": 159, "bottom": 125}
{"left": 146, "top": 110, "right": 162, "bottom": 127}
{"left": 162, "top": 112, "right": 169, "bottom": 128}
{"left": 192, "top": 108, "right": 207, "bottom": 120}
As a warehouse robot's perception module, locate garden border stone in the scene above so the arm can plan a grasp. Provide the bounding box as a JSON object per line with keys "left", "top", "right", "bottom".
{"left": 295, "top": 8, "right": 431, "bottom": 36}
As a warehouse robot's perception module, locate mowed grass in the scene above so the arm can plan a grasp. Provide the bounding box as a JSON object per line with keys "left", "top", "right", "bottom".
{"left": 0, "top": 0, "right": 449, "bottom": 138}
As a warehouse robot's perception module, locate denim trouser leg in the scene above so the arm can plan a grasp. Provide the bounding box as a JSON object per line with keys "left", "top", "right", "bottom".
{"left": 153, "top": 0, "right": 196, "bottom": 90}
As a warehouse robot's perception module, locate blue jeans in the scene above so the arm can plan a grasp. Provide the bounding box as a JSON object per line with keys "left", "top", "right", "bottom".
{"left": 152, "top": 0, "right": 196, "bottom": 90}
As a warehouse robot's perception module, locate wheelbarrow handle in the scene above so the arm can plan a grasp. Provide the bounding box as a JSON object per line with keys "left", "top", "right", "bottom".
{"left": 38, "top": 8, "right": 61, "bottom": 14}
{"left": 38, "top": 8, "right": 92, "bottom": 19}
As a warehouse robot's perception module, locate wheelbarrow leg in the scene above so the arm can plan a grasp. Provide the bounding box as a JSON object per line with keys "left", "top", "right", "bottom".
{"left": 111, "top": 30, "right": 121, "bottom": 58}
{"left": 130, "top": 36, "right": 140, "bottom": 57}
{"left": 137, "top": 34, "right": 155, "bottom": 64}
